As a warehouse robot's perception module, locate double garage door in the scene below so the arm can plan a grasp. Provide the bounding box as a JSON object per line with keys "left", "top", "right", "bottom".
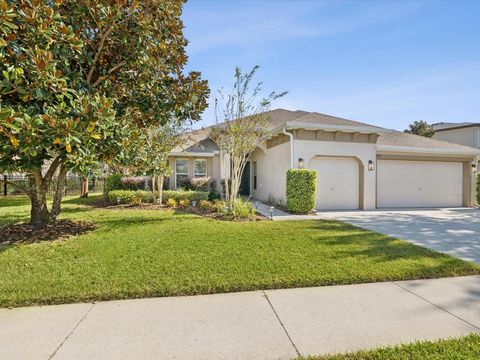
{"left": 311, "top": 157, "right": 463, "bottom": 210}
{"left": 377, "top": 160, "right": 463, "bottom": 208}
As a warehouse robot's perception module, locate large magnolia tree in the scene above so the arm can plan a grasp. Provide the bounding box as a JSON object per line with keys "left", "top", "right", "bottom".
{"left": 210, "top": 66, "right": 286, "bottom": 211}
{"left": 0, "top": 0, "right": 209, "bottom": 228}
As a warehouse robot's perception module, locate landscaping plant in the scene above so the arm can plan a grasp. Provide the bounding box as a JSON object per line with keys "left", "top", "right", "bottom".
{"left": 0, "top": 0, "right": 209, "bottom": 229}
{"left": 286, "top": 169, "right": 317, "bottom": 213}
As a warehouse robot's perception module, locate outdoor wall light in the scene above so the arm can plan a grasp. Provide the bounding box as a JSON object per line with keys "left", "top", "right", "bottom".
{"left": 298, "top": 158, "right": 305, "bottom": 169}
{"left": 269, "top": 206, "right": 274, "bottom": 220}
{"left": 472, "top": 163, "right": 477, "bottom": 173}
{"left": 368, "top": 160, "right": 375, "bottom": 171}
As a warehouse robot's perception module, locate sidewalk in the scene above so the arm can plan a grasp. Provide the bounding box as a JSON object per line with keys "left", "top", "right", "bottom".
{"left": 1, "top": 276, "right": 479, "bottom": 359}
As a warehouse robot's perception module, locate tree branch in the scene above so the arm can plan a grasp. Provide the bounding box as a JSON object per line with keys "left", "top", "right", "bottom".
{"left": 86, "top": 26, "right": 114, "bottom": 84}
{"left": 42, "top": 156, "right": 62, "bottom": 187}
{"left": 92, "top": 60, "right": 126, "bottom": 87}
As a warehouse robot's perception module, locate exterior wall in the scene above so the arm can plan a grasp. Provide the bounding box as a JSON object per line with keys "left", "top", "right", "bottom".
{"left": 433, "top": 127, "right": 478, "bottom": 148}
{"left": 250, "top": 141, "right": 290, "bottom": 203}
{"left": 295, "top": 140, "right": 377, "bottom": 210}
{"left": 167, "top": 155, "right": 218, "bottom": 189}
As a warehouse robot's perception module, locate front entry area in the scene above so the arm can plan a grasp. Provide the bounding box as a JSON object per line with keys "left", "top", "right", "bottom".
{"left": 377, "top": 160, "right": 463, "bottom": 208}
{"left": 310, "top": 157, "right": 360, "bottom": 210}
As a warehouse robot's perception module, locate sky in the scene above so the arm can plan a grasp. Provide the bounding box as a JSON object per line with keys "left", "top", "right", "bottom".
{"left": 182, "top": 0, "right": 480, "bottom": 131}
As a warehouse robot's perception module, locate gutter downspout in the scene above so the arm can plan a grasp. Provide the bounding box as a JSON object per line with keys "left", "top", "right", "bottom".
{"left": 282, "top": 128, "right": 294, "bottom": 169}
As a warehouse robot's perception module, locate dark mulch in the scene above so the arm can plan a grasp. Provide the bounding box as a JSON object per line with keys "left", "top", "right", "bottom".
{"left": 0, "top": 220, "right": 96, "bottom": 246}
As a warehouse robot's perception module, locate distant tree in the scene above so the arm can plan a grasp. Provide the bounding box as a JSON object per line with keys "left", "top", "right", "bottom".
{"left": 404, "top": 120, "right": 434, "bottom": 137}
{"left": 0, "top": 1, "right": 209, "bottom": 228}
{"left": 210, "top": 66, "right": 286, "bottom": 212}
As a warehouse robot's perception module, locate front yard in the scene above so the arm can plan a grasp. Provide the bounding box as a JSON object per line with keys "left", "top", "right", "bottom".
{"left": 0, "top": 196, "right": 479, "bottom": 308}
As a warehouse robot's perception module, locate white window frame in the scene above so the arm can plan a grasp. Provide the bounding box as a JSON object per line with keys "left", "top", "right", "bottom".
{"left": 193, "top": 159, "right": 207, "bottom": 178}
{"left": 175, "top": 158, "right": 189, "bottom": 189}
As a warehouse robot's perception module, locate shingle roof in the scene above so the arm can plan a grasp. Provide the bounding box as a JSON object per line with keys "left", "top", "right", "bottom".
{"left": 173, "top": 109, "right": 480, "bottom": 154}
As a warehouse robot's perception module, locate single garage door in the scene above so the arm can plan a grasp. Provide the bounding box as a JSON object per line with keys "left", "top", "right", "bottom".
{"left": 377, "top": 160, "right": 463, "bottom": 208}
{"left": 311, "top": 157, "right": 359, "bottom": 210}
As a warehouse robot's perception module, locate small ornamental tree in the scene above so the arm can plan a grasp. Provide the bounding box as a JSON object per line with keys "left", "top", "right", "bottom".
{"left": 404, "top": 120, "right": 434, "bottom": 137}
{"left": 286, "top": 169, "right": 317, "bottom": 213}
{"left": 0, "top": 1, "right": 209, "bottom": 228}
{"left": 210, "top": 66, "right": 286, "bottom": 211}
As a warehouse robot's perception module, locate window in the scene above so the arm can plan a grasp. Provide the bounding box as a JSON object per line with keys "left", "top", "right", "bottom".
{"left": 194, "top": 159, "right": 207, "bottom": 178}
{"left": 253, "top": 161, "right": 257, "bottom": 190}
{"left": 175, "top": 159, "right": 189, "bottom": 189}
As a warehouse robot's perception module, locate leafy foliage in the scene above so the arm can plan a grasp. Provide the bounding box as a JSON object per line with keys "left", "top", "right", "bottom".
{"left": 0, "top": 0, "right": 209, "bottom": 226}
{"left": 404, "top": 120, "right": 434, "bottom": 137}
{"left": 107, "top": 190, "right": 153, "bottom": 205}
{"left": 286, "top": 169, "right": 316, "bottom": 213}
{"left": 210, "top": 66, "right": 286, "bottom": 210}
{"left": 162, "top": 190, "right": 209, "bottom": 203}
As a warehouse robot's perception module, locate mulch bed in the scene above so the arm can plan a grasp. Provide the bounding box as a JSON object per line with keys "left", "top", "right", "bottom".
{"left": 0, "top": 220, "right": 96, "bottom": 246}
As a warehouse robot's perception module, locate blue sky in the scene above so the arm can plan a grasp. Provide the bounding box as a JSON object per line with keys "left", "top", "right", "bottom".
{"left": 182, "top": 0, "right": 480, "bottom": 131}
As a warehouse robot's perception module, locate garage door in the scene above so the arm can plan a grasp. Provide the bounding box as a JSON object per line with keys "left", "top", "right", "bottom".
{"left": 377, "top": 160, "right": 463, "bottom": 208}
{"left": 311, "top": 157, "right": 359, "bottom": 210}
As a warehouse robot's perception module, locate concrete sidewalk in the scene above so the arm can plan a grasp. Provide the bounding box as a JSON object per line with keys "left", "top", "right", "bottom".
{"left": 1, "top": 276, "right": 479, "bottom": 360}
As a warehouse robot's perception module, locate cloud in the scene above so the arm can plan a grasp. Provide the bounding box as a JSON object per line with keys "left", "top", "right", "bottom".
{"left": 183, "top": 1, "right": 425, "bottom": 53}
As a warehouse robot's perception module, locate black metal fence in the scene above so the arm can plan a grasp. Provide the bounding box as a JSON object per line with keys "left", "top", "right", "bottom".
{"left": 1, "top": 174, "right": 105, "bottom": 197}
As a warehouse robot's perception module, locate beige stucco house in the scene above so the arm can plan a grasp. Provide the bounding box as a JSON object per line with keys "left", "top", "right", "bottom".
{"left": 433, "top": 122, "right": 480, "bottom": 149}
{"left": 169, "top": 109, "right": 480, "bottom": 210}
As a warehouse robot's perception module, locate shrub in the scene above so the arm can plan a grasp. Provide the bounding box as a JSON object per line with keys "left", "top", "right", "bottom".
{"left": 286, "top": 169, "right": 316, "bottom": 213}
{"left": 198, "top": 199, "right": 214, "bottom": 211}
{"left": 477, "top": 174, "right": 480, "bottom": 206}
{"left": 189, "top": 176, "right": 211, "bottom": 191}
{"left": 105, "top": 174, "right": 123, "bottom": 195}
{"left": 121, "top": 176, "right": 146, "bottom": 191}
{"left": 231, "top": 198, "right": 256, "bottom": 218}
{"left": 108, "top": 190, "right": 153, "bottom": 204}
{"left": 179, "top": 199, "right": 190, "bottom": 207}
{"left": 177, "top": 177, "right": 191, "bottom": 190}
{"left": 208, "top": 179, "right": 220, "bottom": 201}
{"left": 162, "top": 190, "right": 209, "bottom": 203}
{"left": 166, "top": 198, "right": 177, "bottom": 208}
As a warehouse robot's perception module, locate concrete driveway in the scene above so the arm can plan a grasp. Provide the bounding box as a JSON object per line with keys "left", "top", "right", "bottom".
{"left": 319, "top": 208, "right": 480, "bottom": 263}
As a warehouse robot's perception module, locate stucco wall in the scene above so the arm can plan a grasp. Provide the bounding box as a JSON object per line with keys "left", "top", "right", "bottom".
{"left": 250, "top": 142, "right": 290, "bottom": 203}
{"left": 294, "top": 140, "right": 377, "bottom": 210}
{"left": 433, "top": 127, "right": 478, "bottom": 148}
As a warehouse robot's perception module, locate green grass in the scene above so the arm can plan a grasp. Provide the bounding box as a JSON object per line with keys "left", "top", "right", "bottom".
{"left": 0, "top": 196, "right": 479, "bottom": 308}
{"left": 302, "top": 333, "right": 480, "bottom": 359}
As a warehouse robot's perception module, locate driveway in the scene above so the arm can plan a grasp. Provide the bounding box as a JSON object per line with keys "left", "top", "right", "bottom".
{"left": 319, "top": 208, "right": 480, "bottom": 263}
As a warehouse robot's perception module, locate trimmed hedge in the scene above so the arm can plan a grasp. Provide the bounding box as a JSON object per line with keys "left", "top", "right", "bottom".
{"left": 105, "top": 174, "right": 123, "bottom": 195}
{"left": 286, "top": 169, "right": 317, "bottom": 213}
{"left": 163, "top": 190, "right": 209, "bottom": 203}
{"left": 108, "top": 190, "right": 153, "bottom": 204}
{"left": 477, "top": 174, "right": 480, "bottom": 206}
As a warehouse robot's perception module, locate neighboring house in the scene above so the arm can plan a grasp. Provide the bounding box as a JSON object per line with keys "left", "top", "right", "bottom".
{"left": 432, "top": 122, "right": 480, "bottom": 149}
{"left": 169, "top": 109, "right": 480, "bottom": 210}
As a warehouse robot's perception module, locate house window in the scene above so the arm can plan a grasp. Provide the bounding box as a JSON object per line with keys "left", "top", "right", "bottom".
{"left": 194, "top": 159, "right": 207, "bottom": 178}
{"left": 175, "top": 159, "right": 189, "bottom": 189}
{"left": 253, "top": 161, "right": 257, "bottom": 190}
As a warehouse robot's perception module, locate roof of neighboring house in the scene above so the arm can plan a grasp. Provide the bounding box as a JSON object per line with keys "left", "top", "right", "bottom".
{"left": 432, "top": 122, "right": 480, "bottom": 131}
{"left": 172, "top": 108, "right": 480, "bottom": 155}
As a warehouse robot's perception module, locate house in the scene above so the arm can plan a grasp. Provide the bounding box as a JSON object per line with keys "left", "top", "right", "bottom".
{"left": 168, "top": 109, "right": 480, "bottom": 210}
{"left": 432, "top": 122, "right": 480, "bottom": 149}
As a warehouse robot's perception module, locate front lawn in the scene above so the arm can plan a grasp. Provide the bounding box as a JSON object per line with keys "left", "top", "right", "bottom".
{"left": 303, "top": 333, "right": 480, "bottom": 360}
{"left": 0, "top": 196, "right": 479, "bottom": 307}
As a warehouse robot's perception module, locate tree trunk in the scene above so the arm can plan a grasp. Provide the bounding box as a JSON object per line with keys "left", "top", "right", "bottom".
{"left": 28, "top": 173, "right": 51, "bottom": 229}
{"left": 80, "top": 176, "right": 89, "bottom": 198}
{"left": 51, "top": 165, "right": 68, "bottom": 220}
{"left": 157, "top": 175, "right": 164, "bottom": 204}
{"left": 151, "top": 175, "right": 157, "bottom": 202}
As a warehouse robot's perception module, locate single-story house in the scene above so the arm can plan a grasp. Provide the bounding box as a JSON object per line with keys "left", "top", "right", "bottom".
{"left": 433, "top": 122, "right": 480, "bottom": 149}
{"left": 168, "top": 109, "right": 480, "bottom": 210}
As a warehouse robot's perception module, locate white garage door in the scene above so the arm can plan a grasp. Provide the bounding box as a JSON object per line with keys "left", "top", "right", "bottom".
{"left": 311, "top": 157, "right": 359, "bottom": 210}
{"left": 377, "top": 160, "right": 463, "bottom": 208}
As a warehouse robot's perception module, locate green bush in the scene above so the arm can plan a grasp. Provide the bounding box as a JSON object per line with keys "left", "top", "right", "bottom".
{"left": 108, "top": 190, "right": 153, "bottom": 204}
{"left": 231, "top": 198, "right": 256, "bottom": 218}
{"left": 286, "top": 169, "right": 316, "bottom": 213}
{"left": 105, "top": 174, "right": 123, "bottom": 195}
{"left": 162, "top": 190, "right": 209, "bottom": 203}
{"left": 477, "top": 174, "right": 480, "bottom": 206}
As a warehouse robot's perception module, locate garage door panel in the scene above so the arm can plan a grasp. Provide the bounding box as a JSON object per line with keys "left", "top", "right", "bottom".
{"left": 311, "top": 157, "right": 359, "bottom": 210}
{"left": 377, "top": 160, "right": 462, "bottom": 208}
